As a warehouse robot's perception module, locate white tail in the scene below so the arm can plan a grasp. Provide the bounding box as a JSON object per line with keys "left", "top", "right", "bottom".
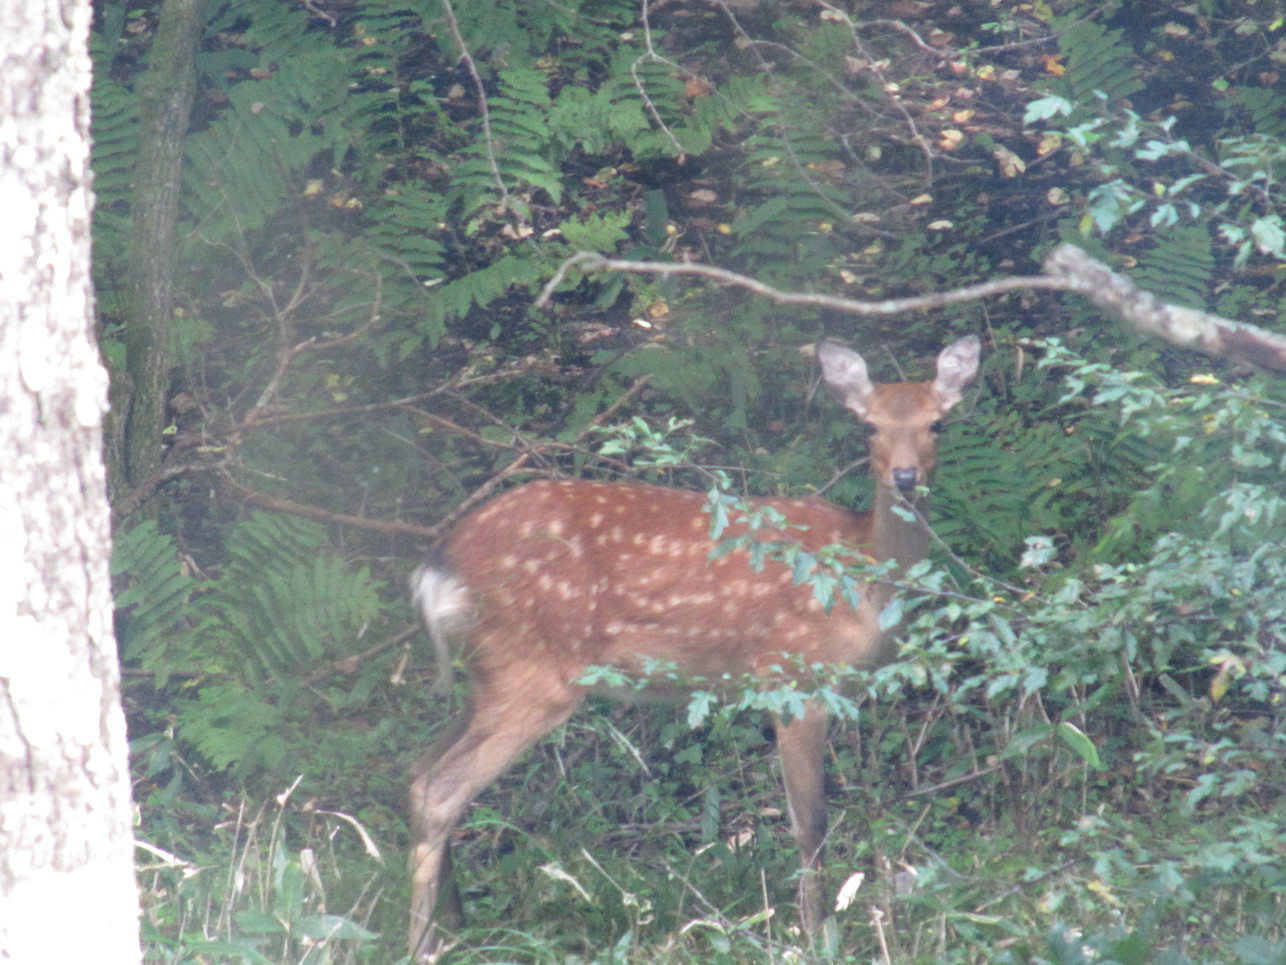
{"left": 408, "top": 336, "right": 981, "bottom": 960}
{"left": 408, "top": 566, "right": 470, "bottom": 695}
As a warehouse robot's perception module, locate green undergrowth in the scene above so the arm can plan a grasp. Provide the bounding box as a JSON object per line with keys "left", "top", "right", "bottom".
{"left": 135, "top": 682, "right": 1286, "bottom": 964}
{"left": 133, "top": 345, "right": 1286, "bottom": 964}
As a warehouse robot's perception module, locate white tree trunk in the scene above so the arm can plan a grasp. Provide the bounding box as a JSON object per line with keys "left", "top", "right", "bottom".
{"left": 0, "top": 1, "right": 142, "bottom": 962}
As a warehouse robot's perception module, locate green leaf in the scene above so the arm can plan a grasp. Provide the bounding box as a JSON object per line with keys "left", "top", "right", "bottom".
{"left": 687, "top": 690, "right": 717, "bottom": 728}
{"left": 295, "top": 915, "right": 378, "bottom": 941}
{"left": 1057, "top": 721, "right": 1104, "bottom": 770}
{"left": 878, "top": 596, "right": 905, "bottom": 631}
{"left": 233, "top": 911, "right": 286, "bottom": 935}
{"left": 180, "top": 940, "right": 275, "bottom": 963}
{"left": 1023, "top": 95, "right": 1073, "bottom": 123}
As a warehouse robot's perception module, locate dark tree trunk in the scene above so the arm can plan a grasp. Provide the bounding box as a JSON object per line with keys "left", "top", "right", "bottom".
{"left": 111, "top": 0, "right": 203, "bottom": 495}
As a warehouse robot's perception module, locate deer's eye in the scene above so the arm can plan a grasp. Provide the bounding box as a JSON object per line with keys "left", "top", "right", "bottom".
{"left": 929, "top": 420, "right": 944, "bottom": 434}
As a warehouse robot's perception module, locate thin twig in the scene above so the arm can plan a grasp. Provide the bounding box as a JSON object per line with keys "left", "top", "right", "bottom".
{"left": 632, "top": 1, "right": 696, "bottom": 156}
{"left": 217, "top": 471, "right": 444, "bottom": 540}
{"left": 812, "top": 1, "right": 937, "bottom": 178}
{"left": 419, "top": 374, "right": 658, "bottom": 538}
{"left": 438, "top": 0, "right": 512, "bottom": 211}
{"left": 574, "top": 374, "right": 653, "bottom": 439}
{"left": 250, "top": 271, "right": 384, "bottom": 416}
{"left": 718, "top": 0, "right": 875, "bottom": 219}
{"left": 902, "top": 763, "right": 1005, "bottom": 797}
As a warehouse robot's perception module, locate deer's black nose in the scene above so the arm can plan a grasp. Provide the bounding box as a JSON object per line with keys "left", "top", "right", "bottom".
{"left": 892, "top": 468, "right": 918, "bottom": 492}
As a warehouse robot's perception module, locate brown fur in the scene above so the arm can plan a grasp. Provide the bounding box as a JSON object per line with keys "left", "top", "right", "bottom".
{"left": 408, "top": 337, "right": 980, "bottom": 960}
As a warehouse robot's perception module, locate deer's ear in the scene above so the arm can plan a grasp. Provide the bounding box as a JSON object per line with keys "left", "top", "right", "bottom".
{"left": 933, "top": 335, "right": 981, "bottom": 409}
{"left": 818, "top": 343, "right": 874, "bottom": 416}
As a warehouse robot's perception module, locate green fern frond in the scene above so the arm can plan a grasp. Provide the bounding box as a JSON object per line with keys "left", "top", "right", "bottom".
{"left": 1131, "top": 225, "right": 1214, "bottom": 310}
{"left": 557, "top": 210, "right": 632, "bottom": 252}
{"left": 1049, "top": 17, "right": 1144, "bottom": 108}
{"left": 601, "top": 55, "right": 689, "bottom": 158}
{"left": 691, "top": 73, "right": 772, "bottom": 136}
{"left": 112, "top": 521, "right": 197, "bottom": 682}
{"left": 206, "top": 513, "right": 383, "bottom": 682}
{"left": 447, "top": 67, "right": 566, "bottom": 214}
{"left": 735, "top": 128, "right": 849, "bottom": 254}
{"left": 548, "top": 79, "right": 646, "bottom": 157}
{"left": 225, "top": 512, "right": 327, "bottom": 575}
{"left": 1229, "top": 86, "right": 1286, "bottom": 138}
{"left": 436, "top": 0, "right": 525, "bottom": 55}
{"left": 420, "top": 249, "right": 551, "bottom": 338}
{"left": 182, "top": 37, "right": 373, "bottom": 244}
{"left": 175, "top": 681, "right": 290, "bottom": 772}
{"left": 209, "top": 0, "right": 315, "bottom": 59}
{"left": 89, "top": 37, "right": 140, "bottom": 275}
{"left": 731, "top": 138, "right": 847, "bottom": 274}
{"left": 183, "top": 95, "right": 318, "bottom": 243}
{"left": 361, "top": 186, "right": 450, "bottom": 323}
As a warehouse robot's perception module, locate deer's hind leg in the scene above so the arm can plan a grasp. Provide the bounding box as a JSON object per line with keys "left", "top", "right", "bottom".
{"left": 409, "top": 664, "right": 584, "bottom": 962}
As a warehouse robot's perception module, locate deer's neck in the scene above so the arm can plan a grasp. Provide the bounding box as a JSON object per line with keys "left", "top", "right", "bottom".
{"left": 869, "top": 484, "right": 930, "bottom": 577}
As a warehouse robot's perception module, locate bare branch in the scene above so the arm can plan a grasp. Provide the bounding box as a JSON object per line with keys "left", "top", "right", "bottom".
{"left": 536, "top": 250, "right": 1070, "bottom": 312}
{"left": 251, "top": 268, "right": 384, "bottom": 415}
{"left": 217, "top": 471, "right": 445, "bottom": 540}
{"left": 576, "top": 374, "right": 653, "bottom": 437}
{"left": 541, "top": 245, "right": 1286, "bottom": 372}
{"left": 1042, "top": 243, "right": 1286, "bottom": 372}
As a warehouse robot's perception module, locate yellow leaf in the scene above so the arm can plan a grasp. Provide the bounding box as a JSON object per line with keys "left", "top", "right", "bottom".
{"left": 994, "top": 145, "right": 1026, "bottom": 177}
{"left": 1210, "top": 664, "right": 1230, "bottom": 702}
{"left": 1037, "top": 133, "right": 1063, "bottom": 157}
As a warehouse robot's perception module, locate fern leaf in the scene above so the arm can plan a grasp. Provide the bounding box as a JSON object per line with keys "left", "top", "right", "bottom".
{"left": 204, "top": 514, "right": 384, "bottom": 683}
{"left": 112, "top": 521, "right": 196, "bottom": 682}
{"left": 1132, "top": 225, "right": 1214, "bottom": 309}
{"left": 1048, "top": 17, "right": 1144, "bottom": 107}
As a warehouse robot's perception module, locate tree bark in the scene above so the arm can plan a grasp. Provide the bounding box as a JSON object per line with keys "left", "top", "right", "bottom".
{"left": 1042, "top": 243, "right": 1286, "bottom": 372}
{"left": 116, "top": 0, "right": 204, "bottom": 492}
{"left": 0, "top": 1, "right": 142, "bottom": 962}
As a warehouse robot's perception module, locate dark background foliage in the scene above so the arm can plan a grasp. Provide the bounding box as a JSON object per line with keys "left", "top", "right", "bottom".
{"left": 98, "top": 1, "right": 1286, "bottom": 962}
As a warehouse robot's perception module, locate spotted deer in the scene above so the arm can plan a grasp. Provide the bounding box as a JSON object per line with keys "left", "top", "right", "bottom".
{"left": 408, "top": 336, "right": 981, "bottom": 960}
